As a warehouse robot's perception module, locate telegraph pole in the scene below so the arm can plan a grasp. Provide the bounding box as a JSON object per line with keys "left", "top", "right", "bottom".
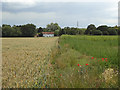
{"left": 77, "top": 21, "right": 79, "bottom": 28}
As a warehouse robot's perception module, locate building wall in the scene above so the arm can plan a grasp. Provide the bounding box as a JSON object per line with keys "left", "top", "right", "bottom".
{"left": 43, "top": 34, "right": 54, "bottom": 37}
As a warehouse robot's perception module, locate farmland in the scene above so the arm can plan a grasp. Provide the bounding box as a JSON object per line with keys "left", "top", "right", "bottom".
{"left": 2, "top": 35, "right": 119, "bottom": 88}
{"left": 2, "top": 37, "right": 58, "bottom": 88}
{"left": 46, "top": 35, "right": 118, "bottom": 88}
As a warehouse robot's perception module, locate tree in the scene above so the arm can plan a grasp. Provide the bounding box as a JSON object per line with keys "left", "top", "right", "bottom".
{"left": 12, "top": 25, "right": 22, "bottom": 36}
{"left": 59, "top": 29, "right": 65, "bottom": 36}
{"left": 2, "top": 24, "right": 11, "bottom": 27}
{"left": 77, "top": 28, "right": 86, "bottom": 35}
{"left": 92, "top": 30, "right": 102, "bottom": 35}
{"left": 21, "top": 24, "right": 36, "bottom": 37}
{"left": 97, "top": 25, "right": 108, "bottom": 32}
{"left": 118, "top": 26, "right": 120, "bottom": 35}
{"left": 84, "top": 24, "right": 96, "bottom": 35}
{"left": 107, "top": 28, "right": 117, "bottom": 35}
{"left": 46, "top": 23, "right": 61, "bottom": 31}
{"left": 54, "top": 30, "right": 59, "bottom": 36}
{"left": 102, "top": 31, "right": 109, "bottom": 35}
{"left": 64, "top": 27, "right": 71, "bottom": 34}
{"left": 37, "top": 27, "right": 43, "bottom": 37}
{"left": 70, "top": 27, "right": 77, "bottom": 35}
{"left": 2, "top": 25, "right": 15, "bottom": 37}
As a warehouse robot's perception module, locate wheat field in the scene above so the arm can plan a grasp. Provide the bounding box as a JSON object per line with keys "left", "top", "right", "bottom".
{"left": 2, "top": 37, "right": 58, "bottom": 88}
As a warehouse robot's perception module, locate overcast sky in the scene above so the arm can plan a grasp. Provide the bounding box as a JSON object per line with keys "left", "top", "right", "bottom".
{"left": 1, "top": 0, "right": 119, "bottom": 28}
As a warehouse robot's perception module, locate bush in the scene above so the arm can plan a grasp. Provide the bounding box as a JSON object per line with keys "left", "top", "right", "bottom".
{"left": 92, "top": 30, "right": 102, "bottom": 35}
{"left": 108, "top": 28, "right": 117, "bottom": 35}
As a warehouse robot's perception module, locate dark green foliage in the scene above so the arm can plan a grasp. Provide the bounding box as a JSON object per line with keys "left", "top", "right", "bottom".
{"left": 54, "top": 30, "right": 59, "bottom": 36}
{"left": 84, "top": 24, "right": 96, "bottom": 35}
{"left": 107, "top": 28, "right": 117, "bottom": 35}
{"left": 97, "top": 25, "right": 108, "bottom": 32}
{"left": 12, "top": 25, "right": 22, "bottom": 36}
{"left": 102, "top": 31, "right": 109, "bottom": 35}
{"left": 117, "top": 27, "right": 120, "bottom": 35}
{"left": 21, "top": 24, "right": 36, "bottom": 37}
{"left": 2, "top": 25, "right": 15, "bottom": 37}
{"left": 59, "top": 29, "right": 65, "bottom": 36}
{"left": 1, "top": 23, "right": 118, "bottom": 37}
{"left": 63, "top": 27, "right": 85, "bottom": 35}
{"left": 92, "top": 30, "right": 102, "bottom": 35}
{"left": 37, "top": 27, "right": 43, "bottom": 37}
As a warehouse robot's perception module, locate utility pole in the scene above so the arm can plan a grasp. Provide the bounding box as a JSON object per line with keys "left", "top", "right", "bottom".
{"left": 77, "top": 21, "right": 79, "bottom": 28}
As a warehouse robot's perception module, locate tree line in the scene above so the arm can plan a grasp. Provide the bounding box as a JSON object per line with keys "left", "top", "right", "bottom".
{"left": 0, "top": 23, "right": 119, "bottom": 37}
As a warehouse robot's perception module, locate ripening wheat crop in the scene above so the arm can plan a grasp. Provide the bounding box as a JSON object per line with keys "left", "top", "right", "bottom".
{"left": 2, "top": 37, "right": 58, "bottom": 88}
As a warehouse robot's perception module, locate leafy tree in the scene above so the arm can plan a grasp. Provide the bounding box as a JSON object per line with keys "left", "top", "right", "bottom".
{"left": 102, "top": 31, "right": 109, "bottom": 35}
{"left": 64, "top": 27, "right": 71, "bottom": 34}
{"left": 12, "top": 25, "right": 22, "bottom": 36}
{"left": 21, "top": 24, "right": 36, "bottom": 37}
{"left": 77, "top": 28, "right": 86, "bottom": 35}
{"left": 37, "top": 27, "right": 43, "bottom": 37}
{"left": 59, "top": 29, "right": 65, "bottom": 36}
{"left": 97, "top": 25, "right": 108, "bottom": 32}
{"left": 118, "top": 26, "right": 120, "bottom": 35}
{"left": 54, "top": 30, "right": 59, "bottom": 36}
{"left": 70, "top": 27, "right": 77, "bottom": 35}
{"left": 92, "top": 30, "right": 102, "bottom": 35}
{"left": 84, "top": 24, "right": 96, "bottom": 35}
{"left": 46, "top": 23, "right": 61, "bottom": 31}
{"left": 107, "top": 28, "right": 117, "bottom": 35}
{"left": 2, "top": 25, "right": 15, "bottom": 36}
{"left": 2, "top": 24, "right": 11, "bottom": 27}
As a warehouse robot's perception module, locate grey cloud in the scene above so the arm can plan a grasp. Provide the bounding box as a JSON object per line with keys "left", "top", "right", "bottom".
{"left": 2, "top": 2, "right": 118, "bottom": 27}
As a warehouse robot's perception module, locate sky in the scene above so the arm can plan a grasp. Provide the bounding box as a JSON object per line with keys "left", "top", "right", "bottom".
{"left": 0, "top": 0, "right": 119, "bottom": 28}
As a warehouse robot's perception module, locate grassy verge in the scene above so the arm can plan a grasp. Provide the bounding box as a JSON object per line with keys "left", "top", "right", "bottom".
{"left": 45, "top": 35, "right": 118, "bottom": 88}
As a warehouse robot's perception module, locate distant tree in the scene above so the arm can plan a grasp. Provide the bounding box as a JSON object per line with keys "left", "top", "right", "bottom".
{"left": 21, "top": 24, "right": 36, "bottom": 37}
{"left": 70, "top": 27, "right": 77, "bottom": 35}
{"left": 54, "top": 30, "right": 59, "bottom": 36}
{"left": 12, "top": 25, "right": 22, "bottom": 36}
{"left": 92, "top": 30, "right": 102, "bottom": 35}
{"left": 107, "top": 28, "right": 117, "bottom": 35}
{"left": 79, "top": 28, "right": 86, "bottom": 35}
{"left": 37, "top": 27, "right": 43, "bottom": 37}
{"left": 64, "top": 27, "right": 71, "bottom": 34}
{"left": 102, "top": 31, "right": 109, "bottom": 35}
{"left": 2, "top": 24, "right": 11, "bottom": 27}
{"left": 118, "top": 26, "right": 120, "bottom": 35}
{"left": 46, "top": 23, "right": 61, "bottom": 31}
{"left": 59, "top": 29, "right": 65, "bottom": 36}
{"left": 84, "top": 24, "right": 96, "bottom": 35}
{"left": 2, "top": 25, "right": 15, "bottom": 37}
{"left": 97, "top": 25, "right": 108, "bottom": 32}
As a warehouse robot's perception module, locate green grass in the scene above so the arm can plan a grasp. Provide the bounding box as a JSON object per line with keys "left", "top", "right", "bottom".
{"left": 60, "top": 35, "right": 118, "bottom": 67}
{"left": 46, "top": 35, "right": 118, "bottom": 88}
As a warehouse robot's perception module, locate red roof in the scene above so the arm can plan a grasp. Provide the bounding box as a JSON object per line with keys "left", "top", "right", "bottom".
{"left": 42, "top": 32, "right": 54, "bottom": 34}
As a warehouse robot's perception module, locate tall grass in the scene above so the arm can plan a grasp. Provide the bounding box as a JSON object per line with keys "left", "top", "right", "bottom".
{"left": 60, "top": 35, "right": 118, "bottom": 67}
{"left": 46, "top": 35, "right": 118, "bottom": 88}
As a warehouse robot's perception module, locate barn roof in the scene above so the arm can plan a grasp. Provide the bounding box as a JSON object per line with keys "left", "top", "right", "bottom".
{"left": 42, "top": 32, "right": 54, "bottom": 34}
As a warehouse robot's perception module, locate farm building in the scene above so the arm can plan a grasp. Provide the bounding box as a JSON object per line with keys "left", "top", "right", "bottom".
{"left": 42, "top": 32, "right": 54, "bottom": 37}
